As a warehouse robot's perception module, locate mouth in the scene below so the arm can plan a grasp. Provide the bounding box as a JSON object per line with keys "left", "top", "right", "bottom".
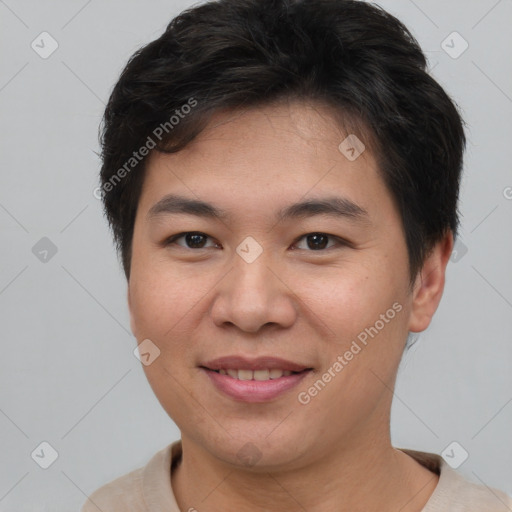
{"left": 200, "top": 356, "right": 313, "bottom": 402}
{"left": 206, "top": 368, "right": 306, "bottom": 380}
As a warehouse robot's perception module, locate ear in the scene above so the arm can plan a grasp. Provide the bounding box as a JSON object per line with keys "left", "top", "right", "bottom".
{"left": 127, "top": 285, "right": 136, "bottom": 336}
{"left": 408, "top": 230, "right": 454, "bottom": 333}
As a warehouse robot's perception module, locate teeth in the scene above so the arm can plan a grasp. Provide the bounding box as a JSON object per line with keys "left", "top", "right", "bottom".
{"left": 216, "top": 369, "right": 297, "bottom": 380}
{"left": 269, "top": 368, "right": 283, "bottom": 379}
{"left": 238, "top": 369, "right": 253, "bottom": 381}
{"left": 254, "top": 369, "right": 270, "bottom": 381}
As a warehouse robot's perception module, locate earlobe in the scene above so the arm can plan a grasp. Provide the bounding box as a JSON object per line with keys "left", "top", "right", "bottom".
{"left": 127, "top": 285, "right": 136, "bottom": 337}
{"left": 408, "top": 231, "right": 454, "bottom": 333}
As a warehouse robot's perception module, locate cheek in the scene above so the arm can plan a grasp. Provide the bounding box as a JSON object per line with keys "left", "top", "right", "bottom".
{"left": 303, "top": 266, "right": 400, "bottom": 336}
{"left": 128, "top": 258, "right": 217, "bottom": 345}
{"left": 130, "top": 228, "right": 243, "bottom": 358}
{"left": 304, "top": 265, "right": 410, "bottom": 391}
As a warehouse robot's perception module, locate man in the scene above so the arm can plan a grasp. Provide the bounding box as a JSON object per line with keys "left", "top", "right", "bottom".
{"left": 83, "top": 0, "right": 512, "bottom": 510}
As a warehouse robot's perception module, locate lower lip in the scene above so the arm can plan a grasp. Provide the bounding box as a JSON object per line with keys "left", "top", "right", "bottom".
{"left": 202, "top": 368, "right": 311, "bottom": 403}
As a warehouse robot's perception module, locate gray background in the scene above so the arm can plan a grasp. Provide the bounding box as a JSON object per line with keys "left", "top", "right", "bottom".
{"left": 0, "top": 0, "right": 511, "bottom": 510}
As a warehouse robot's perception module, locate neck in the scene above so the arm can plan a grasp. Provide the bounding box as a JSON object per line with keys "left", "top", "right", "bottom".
{"left": 171, "top": 425, "right": 438, "bottom": 512}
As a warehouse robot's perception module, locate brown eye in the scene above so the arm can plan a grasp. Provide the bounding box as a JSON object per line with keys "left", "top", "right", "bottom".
{"left": 165, "top": 232, "right": 217, "bottom": 249}
{"left": 294, "top": 233, "right": 343, "bottom": 251}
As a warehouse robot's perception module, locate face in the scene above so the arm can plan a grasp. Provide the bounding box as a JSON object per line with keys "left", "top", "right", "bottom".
{"left": 128, "top": 100, "right": 440, "bottom": 470}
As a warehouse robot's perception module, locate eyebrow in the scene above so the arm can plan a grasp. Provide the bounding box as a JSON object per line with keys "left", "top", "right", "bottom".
{"left": 147, "top": 193, "right": 369, "bottom": 224}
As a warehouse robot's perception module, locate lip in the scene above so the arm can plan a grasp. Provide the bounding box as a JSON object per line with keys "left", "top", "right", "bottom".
{"left": 200, "top": 355, "right": 313, "bottom": 403}
{"left": 202, "top": 367, "right": 311, "bottom": 403}
{"left": 201, "top": 355, "right": 310, "bottom": 372}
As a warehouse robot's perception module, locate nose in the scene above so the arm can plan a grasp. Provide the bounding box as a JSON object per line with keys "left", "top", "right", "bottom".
{"left": 210, "top": 252, "right": 298, "bottom": 333}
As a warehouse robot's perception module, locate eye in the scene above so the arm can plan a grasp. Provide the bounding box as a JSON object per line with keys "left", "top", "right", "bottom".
{"left": 163, "top": 231, "right": 349, "bottom": 251}
{"left": 293, "top": 233, "right": 345, "bottom": 251}
{"left": 165, "top": 232, "right": 219, "bottom": 249}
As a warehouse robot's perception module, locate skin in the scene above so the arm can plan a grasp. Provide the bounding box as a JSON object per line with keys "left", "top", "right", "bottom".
{"left": 128, "top": 100, "right": 453, "bottom": 511}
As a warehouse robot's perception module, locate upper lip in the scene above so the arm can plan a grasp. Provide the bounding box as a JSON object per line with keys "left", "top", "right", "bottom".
{"left": 201, "top": 356, "right": 312, "bottom": 372}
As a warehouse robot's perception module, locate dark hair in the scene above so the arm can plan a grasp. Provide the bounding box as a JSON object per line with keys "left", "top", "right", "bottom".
{"left": 99, "top": 0, "right": 466, "bottom": 283}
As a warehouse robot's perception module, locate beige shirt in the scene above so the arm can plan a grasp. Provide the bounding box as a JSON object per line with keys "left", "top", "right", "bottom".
{"left": 80, "top": 440, "right": 512, "bottom": 511}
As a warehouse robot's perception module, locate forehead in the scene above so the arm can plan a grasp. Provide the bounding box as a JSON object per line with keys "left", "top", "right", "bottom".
{"left": 138, "top": 100, "right": 393, "bottom": 222}
{"left": 181, "top": 100, "right": 370, "bottom": 159}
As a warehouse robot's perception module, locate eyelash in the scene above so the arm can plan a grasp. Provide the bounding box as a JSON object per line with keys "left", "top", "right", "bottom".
{"left": 163, "top": 231, "right": 351, "bottom": 251}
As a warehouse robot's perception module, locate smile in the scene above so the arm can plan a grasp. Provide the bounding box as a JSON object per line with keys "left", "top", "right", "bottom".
{"left": 201, "top": 367, "right": 312, "bottom": 402}
{"left": 211, "top": 368, "right": 298, "bottom": 380}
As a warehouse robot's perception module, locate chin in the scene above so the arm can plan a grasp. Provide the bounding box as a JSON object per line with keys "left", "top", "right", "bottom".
{"left": 197, "top": 429, "right": 310, "bottom": 471}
